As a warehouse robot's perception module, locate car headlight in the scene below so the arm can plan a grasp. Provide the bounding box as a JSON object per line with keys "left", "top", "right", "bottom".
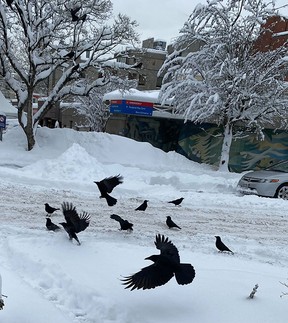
{"left": 257, "top": 179, "right": 268, "bottom": 183}
{"left": 258, "top": 179, "right": 279, "bottom": 183}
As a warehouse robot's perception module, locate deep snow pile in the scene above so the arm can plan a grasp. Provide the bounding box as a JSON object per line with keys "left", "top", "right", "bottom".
{"left": 0, "top": 126, "right": 287, "bottom": 323}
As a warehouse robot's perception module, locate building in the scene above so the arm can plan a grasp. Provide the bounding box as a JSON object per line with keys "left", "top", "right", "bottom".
{"left": 253, "top": 15, "right": 288, "bottom": 52}
{"left": 114, "top": 38, "right": 167, "bottom": 91}
{"left": 104, "top": 16, "right": 288, "bottom": 172}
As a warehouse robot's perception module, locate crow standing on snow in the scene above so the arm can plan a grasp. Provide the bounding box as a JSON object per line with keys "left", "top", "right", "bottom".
{"left": 110, "top": 214, "right": 133, "bottom": 231}
{"left": 168, "top": 197, "right": 184, "bottom": 206}
{"left": 215, "top": 236, "right": 234, "bottom": 254}
{"left": 59, "top": 202, "right": 90, "bottom": 245}
{"left": 121, "top": 234, "right": 195, "bottom": 290}
{"left": 135, "top": 200, "right": 148, "bottom": 211}
{"left": 45, "top": 203, "right": 60, "bottom": 216}
{"left": 46, "top": 218, "right": 61, "bottom": 231}
{"left": 94, "top": 175, "right": 123, "bottom": 206}
{"left": 166, "top": 216, "right": 181, "bottom": 230}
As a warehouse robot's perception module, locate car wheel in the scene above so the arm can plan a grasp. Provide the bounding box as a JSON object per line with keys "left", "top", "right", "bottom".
{"left": 276, "top": 184, "right": 288, "bottom": 199}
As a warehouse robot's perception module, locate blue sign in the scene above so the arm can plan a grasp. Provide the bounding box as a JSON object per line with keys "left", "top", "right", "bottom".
{"left": 0, "top": 115, "right": 6, "bottom": 128}
{"left": 110, "top": 99, "right": 154, "bottom": 116}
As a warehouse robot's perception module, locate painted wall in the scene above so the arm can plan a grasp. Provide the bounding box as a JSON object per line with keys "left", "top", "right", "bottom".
{"left": 123, "top": 116, "right": 288, "bottom": 173}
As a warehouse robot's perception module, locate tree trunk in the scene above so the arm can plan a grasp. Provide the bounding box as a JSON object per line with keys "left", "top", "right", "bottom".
{"left": 18, "top": 94, "right": 36, "bottom": 151}
{"left": 24, "top": 125, "right": 36, "bottom": 151}
{"left": 218, "top": 122, "right": 233, "bottom": 172}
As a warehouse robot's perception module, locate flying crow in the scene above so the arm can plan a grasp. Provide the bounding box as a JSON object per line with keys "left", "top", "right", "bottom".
{"left": 94, "top": 175, "right": 123, "bottom": 206}
{"left": 59, "top": 202, "right": 90, "bottom": 245}
{"left": 45, "top": 203, "right": 60, "bottom": 215}
{"left": 122, "top": 234, "right": 195, "bottom": 290}
{"left": 110, "top": 214, "right": 133, "bottom": 231}
{"left": 135, "top": 200, "right": 148, "bottom": 211}
{"left": 46, "top": 218, "right": 61, "bottom": 231}
{"left": 215, "top": 236, "right": 234, "bottom": 254}
{"left": 168, "top": 197, "right": 184, "bottom": 206}
{"left": 166, "top": 216, "right": 181, "bottom": 229}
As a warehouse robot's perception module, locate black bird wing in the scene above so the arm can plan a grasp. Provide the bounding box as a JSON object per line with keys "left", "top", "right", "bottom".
{"left": 122, "top": 263, "right": 174, "bottom": 290}
{"left": 154, "top": 234, "right": 180, "bottom": 263}
{"left": 110, "top": 213, "right": 124, "bottom": 223}
{"left": 167, "top": 217, "right": 181, "bottom": 229}
{"left": 110, "top": 214, "right": 133, "bottom": 230}
{"left": 61, "top": 202, "right": 90, "bottom": 233}
{"left": 96, "top": 175, "right": 123, "bottom": 195}
{"left": 135, "top": 202, "right": 144, "bottom": 210}
{"left": 168, "top": 197, "right": 183, "bottom": 205}
{"left": 220, "top": 242, "right": 233, "bottom": 253}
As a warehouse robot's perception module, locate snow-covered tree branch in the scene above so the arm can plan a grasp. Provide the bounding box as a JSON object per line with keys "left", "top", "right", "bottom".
{"left": 0, "top": 0, "right": 139, "bottom": 150}
{"left": 68, "top": 76, "right": 137, "bottom": 132}
{"left": 159, "top": 0, "right": 288, "bottom": 171}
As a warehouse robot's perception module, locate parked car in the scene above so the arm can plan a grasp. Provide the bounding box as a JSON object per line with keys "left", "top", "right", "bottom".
{"left": 237, "top": 160, "right": 288, "bottom": 199}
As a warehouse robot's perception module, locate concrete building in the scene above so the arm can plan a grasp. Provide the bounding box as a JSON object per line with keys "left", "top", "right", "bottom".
{"left": 114, "top": 38, "right": 167, "bottom": 91}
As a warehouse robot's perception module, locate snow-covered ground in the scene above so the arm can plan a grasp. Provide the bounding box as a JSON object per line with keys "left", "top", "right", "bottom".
{"left": 0, "top": 125, "right": 288, "bottom": 323}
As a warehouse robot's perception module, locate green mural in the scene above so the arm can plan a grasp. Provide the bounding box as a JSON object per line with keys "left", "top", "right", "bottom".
{"left": 123, "top": 116, "right": 288, "bottom": 173}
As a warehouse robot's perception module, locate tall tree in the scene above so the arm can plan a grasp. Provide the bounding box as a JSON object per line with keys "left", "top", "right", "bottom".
{"left": 0, "top": 0, "right": 138, "bottom": 150}
{"left": 159, "top": 0, "right": 288, "bottom": 171}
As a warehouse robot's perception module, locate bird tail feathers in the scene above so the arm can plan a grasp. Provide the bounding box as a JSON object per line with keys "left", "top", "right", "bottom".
{"left": 175, "top": 264, "right": 195, "bottom": 285}
{"left": 105, "top": 193, "right": 117, "bottom": 206}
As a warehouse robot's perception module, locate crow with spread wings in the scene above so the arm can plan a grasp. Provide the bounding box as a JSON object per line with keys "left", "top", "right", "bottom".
{"left": 122, "top": 234, "right": 195, "bottom": 290}
{"left": 94, "top": 175, "right": 123, "bottom": 206}
{"left": 60, "top": 202, "right": 90, "bottom": 245}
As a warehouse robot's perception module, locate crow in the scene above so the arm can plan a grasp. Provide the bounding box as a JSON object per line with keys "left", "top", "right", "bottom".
{"left": 46, "top": 218, "right": 61, "bottom": 231}
{"left": 166, "top": 216, "right": 181, "bottom": 229}
{"left": 70, "top": 7, "right": 81, "bottom": 21}
{"left": 70, "top": 7, "right": 87, "bottom": 22}
{"left": 110, "top": 214, "right": 133, "bottom": 231}
{"left": 6, "top": 0, "right": 13, "bottom": 8}
{"left": 168, "top": 197, "right": 184, "bottom": 206}
{"left": 59, "top": 202, "right": 90, "bottom": 245}
{"left": 45, "top": 203, "right": 60, "bottom": 215}
{"left": 122, "top": 234, "right": 195, "bottom": 290}
{"left": 132, "top": 62, "right": 143, "bottom": 69}
{"left": 64, "top": 51, "right": 75, "bottom": 59}
{"left": 135, "top": 200, "right": 148, "bottom": 211}
{"left": 71, "top": 63, "right": 80, "bottom": 75}
{"left": 94, "top": 175, "right": 123, "bottom": 206}
{"left": 215, "top": 236, "right": 234, "bottom": 254}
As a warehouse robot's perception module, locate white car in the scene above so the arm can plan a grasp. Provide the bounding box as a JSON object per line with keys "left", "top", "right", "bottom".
{"left": 237, "top": 160, "right": 288, "bottom": 199}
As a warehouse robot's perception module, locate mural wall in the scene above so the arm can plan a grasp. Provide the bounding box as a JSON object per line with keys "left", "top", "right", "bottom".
{"left": 123, "top": 116, "right": 288, "bottom": 173}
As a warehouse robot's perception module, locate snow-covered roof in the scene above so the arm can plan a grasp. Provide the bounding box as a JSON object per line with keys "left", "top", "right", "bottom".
{"left": 0, "top": 91, "right": 18, "bottom": 118}
{"left": 103, "top": 88, "right": 161, "bottom": 104}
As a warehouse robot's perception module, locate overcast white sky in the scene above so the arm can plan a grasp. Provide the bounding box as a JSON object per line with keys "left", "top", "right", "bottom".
{"left": 112, "top": 0, "right": 288, "bottom": 45}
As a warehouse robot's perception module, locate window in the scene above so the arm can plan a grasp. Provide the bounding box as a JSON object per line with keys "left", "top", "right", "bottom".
{"left": 139, "top": 74, "right": 146, "bottom": 86}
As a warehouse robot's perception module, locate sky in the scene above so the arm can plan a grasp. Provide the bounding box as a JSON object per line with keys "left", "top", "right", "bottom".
{"left": 0, "top": 123, "right": 288, "bottom": 322}
{"left": 112, "top": 0, "right": 288, "bottom": 44}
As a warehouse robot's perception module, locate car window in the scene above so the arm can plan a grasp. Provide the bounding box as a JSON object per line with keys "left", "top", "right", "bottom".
{"left": 266, "top": 161, "right": 288, "bottom": 172}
